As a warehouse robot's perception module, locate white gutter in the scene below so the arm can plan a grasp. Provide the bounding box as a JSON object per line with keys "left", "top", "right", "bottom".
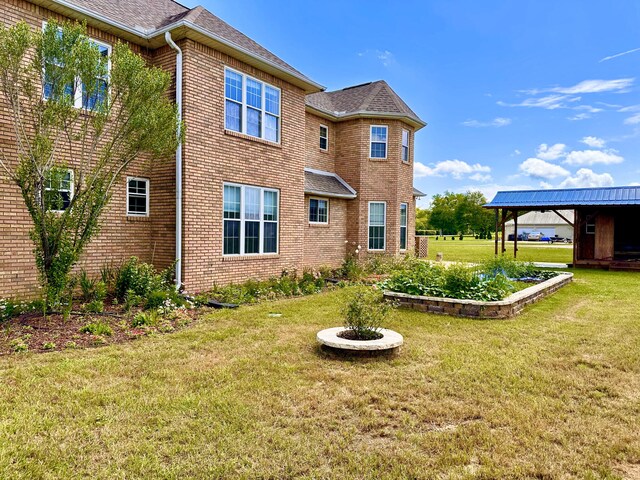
{"left": 165, "top": 32, "right": 183, "bottom": 290}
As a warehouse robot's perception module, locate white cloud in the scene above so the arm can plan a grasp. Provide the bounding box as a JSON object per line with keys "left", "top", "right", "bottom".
{"left": 468, "top": 173, "right": 492, "bottom": 182}
{"left": 600, "top": 48, "right": 640, "bottom": 63}
{"left": 414, "top": 159, "right": 491, "bottom": 179}
{"left": 461, "top": 117, "right": 512, "bottom": 128}
{"left": 519, "top": 158, "right": 570, "bottom": 180}
{"left": 539, "top": 181, "right": 553, "bottom": 189}
{"left": 581, "top": 136, "right": 606, "bottom": 148}
{"left": 524, "top": 78, "right": 634, "bottom": 95}
{"left": 624, "top": 113, "right": 640, "bottom": 125}
{"left": 358, "top": 49, "right": 395, "bottom": 67}
{"left": 568, "top": 113, "right": 591, "bottom": 121}
{"left": 563, "top": 149, "right": 624, "bottom": 166}
{"left": 498, "top": 95, "right": 578, "bottom": 110}
{"left": 558, "top": 169, "right": 614, "bottom": 188}
{"left": 537, "top": 143, "right": 566, "bottom": 160}
{"left": 513, "top": 149, "right": 521, "bottom": 155}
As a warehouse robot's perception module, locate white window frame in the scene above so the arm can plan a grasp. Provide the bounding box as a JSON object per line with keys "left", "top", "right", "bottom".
{"left": 319, "top": 124, "right": 329, "bottom": 151}
{"left": 400, "top": 203, "right": 408, "bottom": 251}
{"left": 369, "top": 125, "right": 388, "bottom": 159}
{"left": 309, "top": 197, "right": 329, "bottom": 224}
{"left": 401, "top": 129, "right": 410, "bottom": 163}
{"left": 222, "top": 182, "right": 280, "bottom": 256}
{"left": 368, "top": 201, "right": 387, "bottom": 251}
{"left": 126, "top": 177, "right": 150, "bottom": 217}
{"left": 41, "top": 22, "right": 112, "bottom": 110}
{"left": 45, "top": 168, "right": 74, "bottom": 213}
{"left": 224, "top": 67, "right": 281, "bottom": 144}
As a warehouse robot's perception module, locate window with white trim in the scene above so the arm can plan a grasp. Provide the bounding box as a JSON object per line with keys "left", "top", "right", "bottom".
{"left": 127, "top": 177, "right": 149, "bottom": 216}
{"left": 309, "top": 197, "right": 328, "bottom": 224}
{"left": 42, "top": 23, "right": 111, "bottom": 110}
{"left": 224, "top": 68, "right": 281, "bottom": 143}
{"left": 319, "top": 125, "right": 328, "bottom": 151}
{"left": 45, "top": 168, "right": 73, "bottom": 212}
{"left": 368, "top": 202, "right": 386, "bottom": 250}
{"left": 400, "top": 203, "right": 408, "bottom": 250}
{"left": 401, "top": 129, "right": 410, "bottom": 163}
{"left": 370, "top": 125, "right": 388, "bottom": 159}
{"left": 223, "top": 183, "right": 279, "bottom": 255}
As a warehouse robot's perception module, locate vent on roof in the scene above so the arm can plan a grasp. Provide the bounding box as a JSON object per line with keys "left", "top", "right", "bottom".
{"left": 341, "top": 82, "right": 372, "bottom": 91}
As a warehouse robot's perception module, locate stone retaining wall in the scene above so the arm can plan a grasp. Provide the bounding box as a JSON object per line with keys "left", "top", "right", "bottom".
{"left": 384, "top": 272, "right": 573, "bottom": 319}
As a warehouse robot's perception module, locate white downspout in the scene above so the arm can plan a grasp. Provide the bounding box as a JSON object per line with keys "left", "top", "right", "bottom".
{"left": 165, "top": 31, "right": 183, "bottom": 290}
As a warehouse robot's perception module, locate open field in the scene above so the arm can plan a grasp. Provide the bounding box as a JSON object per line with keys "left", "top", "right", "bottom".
{"left": 1, "top": 269, "right": 639, "bottom": 478}
{"left": 426, "top": 237, "right": 574, "bottom": 264}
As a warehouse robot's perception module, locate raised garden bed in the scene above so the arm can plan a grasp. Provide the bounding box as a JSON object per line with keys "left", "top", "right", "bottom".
{"left": 384, "top": 272, "right": 573, "bottom": 319}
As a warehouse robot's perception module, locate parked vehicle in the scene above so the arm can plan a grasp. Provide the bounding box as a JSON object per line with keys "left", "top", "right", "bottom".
{"left": 507, "top": 234, "right": 524, "bottom": 241}
{"left": 526, "top": 231, "right": 545, "bottom": 241}
{"left": 548, "top": 236, "right": 572, "bottom": 244}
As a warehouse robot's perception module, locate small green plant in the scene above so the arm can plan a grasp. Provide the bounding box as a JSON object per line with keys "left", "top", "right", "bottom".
{"left": 85, "top": 300, "right": 104, "bottom": 314}
{"left": 9, "top": 338, "right": 28, "bottom": 353}
{"left": 131, "top": 310, "right": 160, "bottom": 328}
{"left": 79, "top": 270, "right": 96, "bottom": 302}
{"left": 80, "top": 321, "right": 113, "bottom": 336}
{"left": 42, "top": 342, "right": 56, "bottom": 350}
{"left": 64, "top": 341, "right": 78, "bottom": 349}
{"left": 342, "top": 287, "right": 393, "bottom": 340}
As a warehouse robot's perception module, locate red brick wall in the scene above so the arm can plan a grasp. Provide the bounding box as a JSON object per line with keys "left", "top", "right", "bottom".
{"left": 305, "top": 112, "right": 336, "bottom": 172}
{"left": 179, "top": 40, "right": 307, "bottom": 292}
{"left": 302, "top": 195, "right": 347, "bottom": 268}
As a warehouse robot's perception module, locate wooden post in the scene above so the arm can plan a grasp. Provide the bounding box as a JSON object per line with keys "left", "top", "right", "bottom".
{"left": 573, "top": 209, "right": 578, "bottom": 267}
{"left": 513, "top": 209, "right": 518, "bottom": 258}
{"left": 494, "top": 209, "right": 499, "bottom": 255}
{"left": 501, "top": 209, "right": 507, "bottom": 254}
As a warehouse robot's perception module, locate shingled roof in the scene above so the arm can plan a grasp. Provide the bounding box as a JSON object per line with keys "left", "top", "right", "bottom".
{"left": 306, "top": 81, "right": 426, "bottom": 128}
{"left": 40, "top": 0, "right": 322, "bottom": 91}
{"left": 304, "top": 169, "right": 357, "bottom": 199}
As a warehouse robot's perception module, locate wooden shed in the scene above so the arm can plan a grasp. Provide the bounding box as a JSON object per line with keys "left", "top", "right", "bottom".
{"left": 485, "top": 186, "right": 640, "bottom": 270}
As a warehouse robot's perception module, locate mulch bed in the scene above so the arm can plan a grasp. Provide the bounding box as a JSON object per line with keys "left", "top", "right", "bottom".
{"left": 0, "top": 305, "right": 201, "bottom": 355}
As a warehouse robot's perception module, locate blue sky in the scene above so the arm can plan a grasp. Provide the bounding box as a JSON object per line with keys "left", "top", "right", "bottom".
{"left": 191, "top": 0, "right": 640, "bottom": 206}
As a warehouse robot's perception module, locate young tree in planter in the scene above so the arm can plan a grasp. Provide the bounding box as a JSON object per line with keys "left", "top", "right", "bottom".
{"left": 0, "top": 20, "right": 181, "bottom": 308}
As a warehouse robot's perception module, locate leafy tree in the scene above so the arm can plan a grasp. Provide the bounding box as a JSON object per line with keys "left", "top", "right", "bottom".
{"left": 0, "top": 20, "right": 182, "bottom": 307}
{"left": 415, "top": 207, "right": 430, "bottom": 234}
{"left": 428, "top": 191, "right": 494, "bottom": 235}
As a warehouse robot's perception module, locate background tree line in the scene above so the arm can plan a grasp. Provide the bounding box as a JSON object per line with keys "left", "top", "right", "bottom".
{"left": 415, "top": 191, "right": 495, "bottom": 237}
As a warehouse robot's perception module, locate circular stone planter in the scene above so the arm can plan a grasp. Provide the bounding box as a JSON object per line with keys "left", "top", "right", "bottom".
{"left": 317, "top": 327, "right": 403, "bottom": 356}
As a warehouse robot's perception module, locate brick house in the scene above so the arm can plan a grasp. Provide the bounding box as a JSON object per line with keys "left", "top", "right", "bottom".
{"left": 0, "top": 0, "right": 426, "bottom": 298}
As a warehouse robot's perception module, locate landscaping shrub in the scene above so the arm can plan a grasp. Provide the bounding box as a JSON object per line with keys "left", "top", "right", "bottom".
{"left": 115, "top": 257, "right": 174, "bottom": 301}
{"left": 80, "top": 321, "right": 112, "bottom": 336}
{"left": 85, "top": 300, "right": 104, "bottom": 314}
{"left": 131, "top": 310, "right": 160, "bottom": 328}
{"left": 342, "top": 287, "right": 394, "bottom": 340}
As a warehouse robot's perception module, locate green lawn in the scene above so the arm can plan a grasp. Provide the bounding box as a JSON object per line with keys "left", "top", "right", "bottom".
{"left": 427, "top": 237, "right": 574, "bottom": 264}
{"left": 1, "top": 270, "right": 639, "bottom": 478}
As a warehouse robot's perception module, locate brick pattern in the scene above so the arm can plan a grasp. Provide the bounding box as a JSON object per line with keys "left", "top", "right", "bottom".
{"left": 302, "top": 195, "right": 347, "bottom": 268}
{"left": 415, "top": 236, "right": 429, "bottom": 258}
{"left": 0, "top": 0, "right": 420, "bottom": 297}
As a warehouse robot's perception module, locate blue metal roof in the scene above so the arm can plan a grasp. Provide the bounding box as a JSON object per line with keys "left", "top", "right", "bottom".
{"left": 485, "top": 186, "right": 640, "bottom": 208}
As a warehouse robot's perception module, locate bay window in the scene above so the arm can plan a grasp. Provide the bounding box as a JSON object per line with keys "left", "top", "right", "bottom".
{"left": 368, "top": 202, "right": 386, "bottom": 251}
{"left": 309, "top": 198, "right": 329, "bottom": 224}
{"left": 400, "top": 203, "right": 408, "bottom": 250}
{"left": 402, "top": 129, "right": 410, "bottom": 163}
{"left": 370, "top": 125, "right": 387, "bottom": 159}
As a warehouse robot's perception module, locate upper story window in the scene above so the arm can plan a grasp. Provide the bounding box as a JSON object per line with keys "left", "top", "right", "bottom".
{"left": 224, "top": 68, "right": 281, "bottom": 143}
{"left": 127, "top": 177, "right": 149, "bottom": 217}
{"left": 45, "top": 168, "right": 73, "bottom": 212}
{"left": 42, "top": 23, "right": 111, "bottom": 111}
{"left": 319, "top": 125, "right": 328, "bottom": 151}
{"left": 223, "top": 183, "right": 279, "bottom": 256}
{"left": 400, "top": 203, "right": 408, "bottom": 250}
{"left": 401, "top": 129, "right": 410, "bottom": 163}
{"left": 309, "top": 197, "right": 328, "bottom": 224}
{"left": 368, "top": 201, "right": 386, "bottom": 251}
{"left": 370, "top": 125, "right": 387, "bottom": 159}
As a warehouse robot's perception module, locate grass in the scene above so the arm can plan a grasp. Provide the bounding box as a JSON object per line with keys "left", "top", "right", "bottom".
{"left": 427, "top": 236, "right": 574, "bottom": 263}
{"left": 1, "top": 270, "right": 639, "bottom": 478}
